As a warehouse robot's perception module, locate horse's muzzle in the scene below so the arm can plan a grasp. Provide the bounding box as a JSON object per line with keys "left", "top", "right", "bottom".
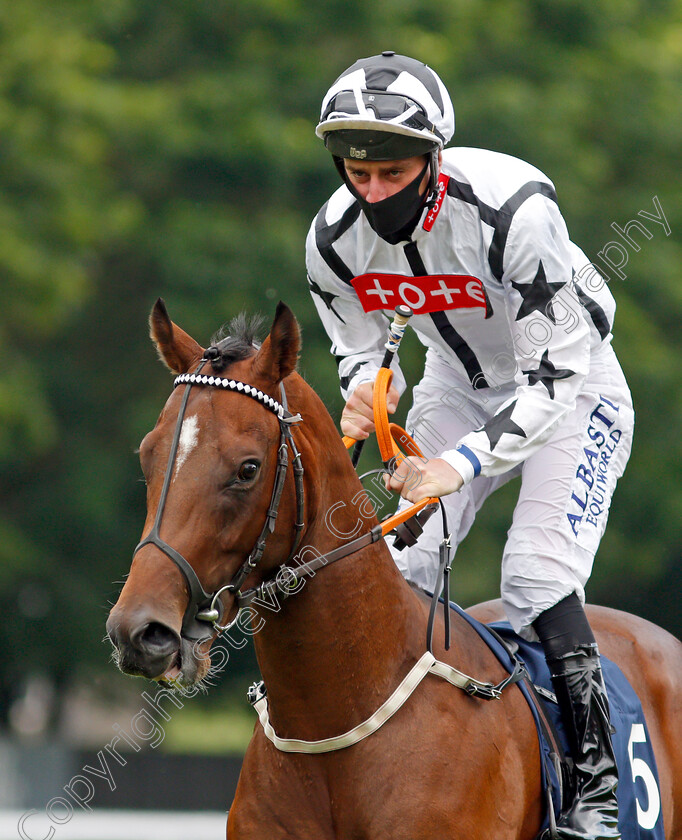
{"left": 106, "top": 607, "right": 182, "bottom": 681}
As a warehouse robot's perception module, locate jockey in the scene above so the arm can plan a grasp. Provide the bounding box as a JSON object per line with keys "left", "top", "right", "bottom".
{"left": 307, "top": 51, "right": 634, "bottom": 840}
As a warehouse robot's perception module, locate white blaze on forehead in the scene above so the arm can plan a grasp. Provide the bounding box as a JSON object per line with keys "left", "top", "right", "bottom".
{"left": 174, "top": 414, "right": 199, "bottom": 477}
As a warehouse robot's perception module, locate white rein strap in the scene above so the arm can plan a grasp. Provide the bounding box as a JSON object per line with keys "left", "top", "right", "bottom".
{"left": 250, "top": 651, "right": 513, "bottom": 754}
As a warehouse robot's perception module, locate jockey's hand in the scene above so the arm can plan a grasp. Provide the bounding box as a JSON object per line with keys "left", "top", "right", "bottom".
{"left": 341, "top": 381, "right": 400, "bottom": 440}
{"left": 385, "top": 456, "right": 464, "bottom": 502}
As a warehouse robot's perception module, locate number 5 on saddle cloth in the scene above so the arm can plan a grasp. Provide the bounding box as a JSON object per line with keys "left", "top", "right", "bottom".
{"left": 459, "top": 603, "right": 664, "bottom": 840}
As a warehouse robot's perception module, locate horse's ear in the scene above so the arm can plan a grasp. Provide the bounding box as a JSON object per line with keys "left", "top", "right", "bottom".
{"left": 252, "top": 302, "right": 300, "bottom": 384}
{"left": 149, "top": 298, "right": 205, "bottom": 374}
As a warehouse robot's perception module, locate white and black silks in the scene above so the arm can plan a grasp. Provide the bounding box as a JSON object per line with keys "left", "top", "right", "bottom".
{"left": 305, "top": 146, "right": 625, "bottom": 488}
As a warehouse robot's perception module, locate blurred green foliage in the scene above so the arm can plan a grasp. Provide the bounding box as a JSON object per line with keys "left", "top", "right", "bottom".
{"left": 0, "top": 0, "right": 680, "bottom": 725}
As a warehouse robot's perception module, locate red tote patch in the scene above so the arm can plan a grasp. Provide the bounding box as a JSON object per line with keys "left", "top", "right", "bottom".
{"left": 351, "top": 272, "right": 489, "bottom": 316}
{"left": 423, "top": 173, "right": 450, "bottom": 232}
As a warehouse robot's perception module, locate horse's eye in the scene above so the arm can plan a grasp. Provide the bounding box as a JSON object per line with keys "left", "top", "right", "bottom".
{"left": 237, "top": 460, "right": 259, "bottom": 482}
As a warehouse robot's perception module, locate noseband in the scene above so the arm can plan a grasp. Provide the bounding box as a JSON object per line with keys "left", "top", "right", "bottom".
{"left": 133, "top": 354, "right": 305, "bottom": 641}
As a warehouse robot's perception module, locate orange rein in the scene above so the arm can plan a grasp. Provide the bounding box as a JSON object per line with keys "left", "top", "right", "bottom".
{"left": 342, "top": 366, "right": 439, "bottom": 538}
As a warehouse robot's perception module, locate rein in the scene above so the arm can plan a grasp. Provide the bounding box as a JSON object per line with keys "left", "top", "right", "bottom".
{"left": 242, "top": 368, "right": 528, "bottom": 756}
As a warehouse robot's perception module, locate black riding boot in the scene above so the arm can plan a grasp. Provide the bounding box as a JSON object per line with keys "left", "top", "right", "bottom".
{"left": 548, "top": 645, "right": 621, "bottom": 839}
{"left": 534, "top": 595, "right": 621, "bottom": 840}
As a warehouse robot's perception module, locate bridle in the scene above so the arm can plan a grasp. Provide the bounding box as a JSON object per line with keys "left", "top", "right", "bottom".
{"left": 133, "top": 352, "right": 305, "bottom": 642}
{"left": 133, "top": 347, "right": 446, "bottom": 647}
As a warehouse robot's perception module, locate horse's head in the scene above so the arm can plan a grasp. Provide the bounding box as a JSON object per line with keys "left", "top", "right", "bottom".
{"left": 107, "top": 299, "right": 311, "bottom": 686}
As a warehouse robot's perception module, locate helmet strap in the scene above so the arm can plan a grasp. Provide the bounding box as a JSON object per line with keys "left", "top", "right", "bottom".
{"left": 424, "top": 148, "right": 441, "bottom": 210}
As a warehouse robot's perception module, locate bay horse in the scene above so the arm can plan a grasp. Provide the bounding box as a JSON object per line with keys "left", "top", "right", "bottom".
{"left": 107, "top": 300, "right": 682, "bottom": 839}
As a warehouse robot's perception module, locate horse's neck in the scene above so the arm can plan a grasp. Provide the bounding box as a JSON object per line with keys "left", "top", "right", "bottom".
{"left": 252, "top": 399, "right": 428, "bottom": 735}
{"left": 253, "top": 533, "right": 426, "bottom": 737}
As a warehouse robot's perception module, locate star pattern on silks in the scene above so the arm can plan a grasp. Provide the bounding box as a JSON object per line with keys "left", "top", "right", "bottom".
{"left": 480, "top": 400, "right": 527, "bottom": 452}
{"left": 511, "top": 261, "right": 565, "bottom": 323}
{"left": 307, "top": 276, "right": 346, "bottom": 324}
{"left": 522, "top": 349, "right": 576, "bottom": 400}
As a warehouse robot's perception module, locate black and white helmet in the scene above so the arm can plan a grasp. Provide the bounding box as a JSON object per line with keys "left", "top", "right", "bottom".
{"left": 316, "top": 51, "right": 455, "bottom": 187}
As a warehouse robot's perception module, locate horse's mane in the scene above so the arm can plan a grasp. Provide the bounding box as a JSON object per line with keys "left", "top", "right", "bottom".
{"left": 208, "top": 313, "right": 264, "bottom": 373}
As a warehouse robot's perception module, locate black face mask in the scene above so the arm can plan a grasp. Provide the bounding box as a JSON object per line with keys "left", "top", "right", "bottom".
{"left": 345, "top": 160, "right": 430, "bottom": 243}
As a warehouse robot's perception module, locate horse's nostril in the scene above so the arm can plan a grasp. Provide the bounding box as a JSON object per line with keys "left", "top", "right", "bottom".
{"left": 134, "top": 621, "right": 180, "bottom": 657}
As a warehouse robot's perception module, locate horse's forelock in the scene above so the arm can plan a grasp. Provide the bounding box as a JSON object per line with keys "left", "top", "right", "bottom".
{"left": 209, "top": 313, "right": 264, "bottom": 373}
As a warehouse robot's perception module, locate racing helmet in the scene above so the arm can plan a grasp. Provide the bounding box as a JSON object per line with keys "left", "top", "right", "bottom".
{"left": 316, "top": 51, "right": 455, "bottom": 196}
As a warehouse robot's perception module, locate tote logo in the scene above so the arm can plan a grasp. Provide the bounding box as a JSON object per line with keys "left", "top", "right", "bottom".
{"left": 423, "top": 173, "right": 450, "bottom": 232}
{"left": 351, "top": 272, "right": 490, "bottom": 317}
